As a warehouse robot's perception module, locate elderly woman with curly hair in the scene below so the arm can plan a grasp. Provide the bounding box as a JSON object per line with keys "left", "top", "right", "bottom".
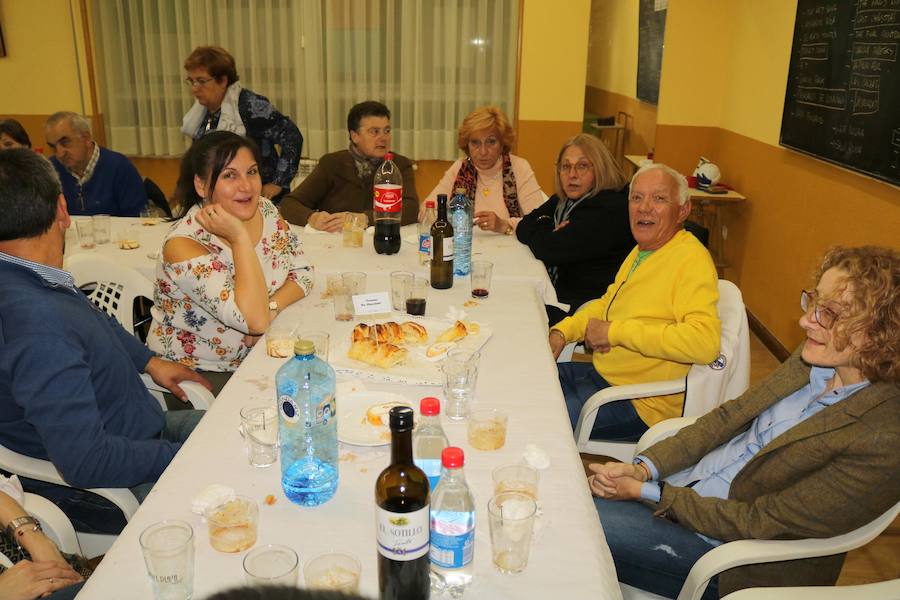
{"left": 588, "top": 245, "right": 900, "bottom": 599}
{"left": 423, "top": 106, "right": 544, "bottom": 234}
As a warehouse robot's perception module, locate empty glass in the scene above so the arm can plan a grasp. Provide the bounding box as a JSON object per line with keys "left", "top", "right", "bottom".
{"left": 92, "top": 214, "right": 111, "bottom": 244}
{"left": 139, "top": 520, "right": 195, "bottom": 600}
{"left": 299, "top": 330, "right": 330, "bottom": 361}
{"left": 75, "top": 219, "right": 95, "bottom": 249}
{"left": 303, "top": 551, "right": 362, "bottom": 592}
{"left": 243, "top": 544, "right": 299, "bottom": 586}
{"left": 390, "top": 271, "right": 413, "bottom": 312}
{"left": 492, "top": 464, "right": 539, "bottom": 499}
{"left": 488, "top": 492, "right": 537, "bottom": 574}
{"left": 470, "top": 260, "right": 493, "bottom": 299}
{"left": 441, "top": 349, "right": 480, "bottom": 420}
{"left": 206, "top": 495, "right": 258, "bottom": 553}
{"left": 240, "top": 406, "right": 279, "bottom": 468}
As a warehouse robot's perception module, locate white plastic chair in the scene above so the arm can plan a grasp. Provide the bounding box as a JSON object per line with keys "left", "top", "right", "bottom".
{"left": 575, "top": 279, "right": 750, "bottom": 461}
{"left": 619, "top": 418, "right": 900, "bottom": 600}
{"left": 65, "top": 253, "right": 155, "bottom": 336}
{"left": 721, "top": 578, "right": 900, "bottom": 600}
{"left": 0, "top": 377, "right": 211, "bottom": 557}
{"left": 0, "top": 493, "right": 80, "bottom": 567}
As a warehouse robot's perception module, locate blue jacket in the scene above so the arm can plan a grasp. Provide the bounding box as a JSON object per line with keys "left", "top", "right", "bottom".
{"left": 0, "top": 260, "right": 177, "bottom": 488}
{"left": 51, "top": 146, "right": 147, "bottom": 216}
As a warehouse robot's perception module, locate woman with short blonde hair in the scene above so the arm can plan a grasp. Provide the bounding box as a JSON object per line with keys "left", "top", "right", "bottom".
{"left": 424, "top": 106, "right": 544, "bottom": 234}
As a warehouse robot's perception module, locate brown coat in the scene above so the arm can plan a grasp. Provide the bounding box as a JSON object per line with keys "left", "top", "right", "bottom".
{"left": 643, "top": 348, "right": 900, "bottom": 597}
{"left": 279, "top": 150, "right": 419, "bottom": 227}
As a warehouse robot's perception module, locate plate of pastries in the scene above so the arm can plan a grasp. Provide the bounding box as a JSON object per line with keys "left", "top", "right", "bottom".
{"left": 330, "top": 318, "right": 491, "bottom": 386}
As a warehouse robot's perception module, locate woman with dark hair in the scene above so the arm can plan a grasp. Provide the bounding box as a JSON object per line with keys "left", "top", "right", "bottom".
{"left": 181, "top": 46, "right": 302, "bottom": 202}
{"left": 0, "top": 119, "right": 32, "bottom": 149}
{"left": 423, "top": 106, "right": 543, "bottom": 234}
{"left": 148, "top": 132, "right": 313, "bottom": 391}
{"left": 517, "top": 133, "right": 635, "bottom": 324}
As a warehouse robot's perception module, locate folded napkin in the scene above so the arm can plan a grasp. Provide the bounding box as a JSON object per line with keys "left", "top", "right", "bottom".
{"left": 191, "top": 484, "right": 235, "bottom": 516}
{"left": 523, "top": 444, "right": 550, "bottom": 470}
{"left": 445, "top": 305, "right": 468, "bottom": 322}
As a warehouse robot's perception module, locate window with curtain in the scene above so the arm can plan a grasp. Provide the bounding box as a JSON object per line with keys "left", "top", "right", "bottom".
{"left": 90, "top": 0, "right": 519, "bottom": 161}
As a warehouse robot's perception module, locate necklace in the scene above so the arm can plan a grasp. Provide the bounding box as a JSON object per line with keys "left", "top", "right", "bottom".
{"left": 480, "top": 170, "right": 502, "bottom": 197}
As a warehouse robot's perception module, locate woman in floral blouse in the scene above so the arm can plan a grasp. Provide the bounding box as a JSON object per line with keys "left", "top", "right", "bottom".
{"left": 148, "top": 131, "right": 313, "bottom": 391}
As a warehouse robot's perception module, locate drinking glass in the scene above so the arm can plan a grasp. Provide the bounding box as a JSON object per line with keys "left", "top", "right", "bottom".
{"left": 303, "top": 551, "right": 362, "bottom": 592}
{"left": 205, "top": 495, "right": 258, "bottom": 553}
{"left": 332, "top": 283, "right": 353, "bottom": 321}
{"left": 299, "top": 330, "right": 330, "bottom": 361}
{"left": 441, "top": 349, "right": 480, "bottom": 420}
{"left": 342, "top": 213, "right": 366, "bottom": 247}
{"left": 240, "top": 406, "right": 279, "bottom": 468}
{"left": 342, "top": 271, "right": 367, "bottom": 294}
{"left": 488, "top": 492, "right": 537, "bottom": 574}
{"left": 243, "top": 544, "right": 299, "bottom": 586}
{"left": 492, "top": 464, "right": 539, "bottom": 499}
{"left": 390, "top": 271, "right": 413, "bottom": 312}
{"left": 266, "top": 321, "right": 297, "bottom": 358}
{"left": 92, "top": 214, "right": 111, "bottom": 244}
{"left": 117, "top": 223, "right": 141, "bottom": 250}
{"left": 468, "top": 408, "right": 508, "bottom": 450}
{"left": 139, "top": 520, "right": 194, "bottom": 600}
{"left": 75, "top": 219, "right": 95, "bottom": 249}
{"left": 470, "top": 260, "right": 494, "bottom": 299}
{"left": 406, "top": 277, "right": 429, "bottom": 316}
{"left": 141, "top": 206, "right": 161, "bottom": 226}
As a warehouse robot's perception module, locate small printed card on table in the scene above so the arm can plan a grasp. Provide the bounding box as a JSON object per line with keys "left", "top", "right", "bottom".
{"left": 353, "top": 292, "right": 392, "bottom": 316}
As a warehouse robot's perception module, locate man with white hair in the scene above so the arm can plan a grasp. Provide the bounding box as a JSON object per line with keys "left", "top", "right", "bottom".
{"left": 44, "top": 111, "right": 146, "bottom": 216}
{"left": 549, "top": 163, "right": 721, "bottom": 441}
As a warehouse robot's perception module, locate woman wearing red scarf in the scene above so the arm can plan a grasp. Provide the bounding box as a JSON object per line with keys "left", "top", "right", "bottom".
{"left": 423, "top": 107, "right": 544, "bottom": 235}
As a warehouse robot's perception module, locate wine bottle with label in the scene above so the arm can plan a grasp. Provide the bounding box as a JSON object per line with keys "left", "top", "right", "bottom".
{"left": 375, "top": 406, "right": 431, "bottom": 600}
{"left": 430, "top": 194, "right": 454, "bottom": 289}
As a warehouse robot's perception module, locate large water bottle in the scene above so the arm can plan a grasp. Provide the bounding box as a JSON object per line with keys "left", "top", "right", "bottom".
{"left": 449, "top": 187, "right": 472, "bottom": 277}
{"left": 275, "top": 339, "right": 338, "bottom": 506}
{"left": 429, "top": 447, "right": 475, "bottom": 594}
{"left": 413, "top": 397, "right": 449, "bottom": 491}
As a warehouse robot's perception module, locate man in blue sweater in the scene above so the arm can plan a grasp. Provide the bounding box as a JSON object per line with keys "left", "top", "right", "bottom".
{"left": 44, "top": 111, "right": 147, "bottom": 216}
{"left": 0, "top": 149, "right": 210, "bottom": 532}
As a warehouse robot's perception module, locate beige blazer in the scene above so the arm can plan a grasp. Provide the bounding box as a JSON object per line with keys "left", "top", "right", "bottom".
{"left": 643, "top": 348, "right": 900, "bottom": 597}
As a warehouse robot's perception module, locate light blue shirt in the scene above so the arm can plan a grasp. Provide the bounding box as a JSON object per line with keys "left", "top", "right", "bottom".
{"left": 0, "top": 251, "right": 75, "bottom": 289}
{"left": 637, "top": 367, "right": 869, "bottom": 543}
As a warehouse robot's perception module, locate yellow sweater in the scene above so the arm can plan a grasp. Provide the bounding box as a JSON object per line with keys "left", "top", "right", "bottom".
{"left": 554, "top": 230, "right": 721, "bottom": 425}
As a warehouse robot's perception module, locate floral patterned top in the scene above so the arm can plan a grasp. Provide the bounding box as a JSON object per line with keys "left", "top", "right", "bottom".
{"left": 148, "top": 198, "right": 314, "bottom": 371}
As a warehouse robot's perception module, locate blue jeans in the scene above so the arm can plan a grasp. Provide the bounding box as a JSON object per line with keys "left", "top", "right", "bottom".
{"left": 595, "top": 497, "right": 719, "bottom": 599}
{"left": 19, "top": 410, "right": 204, "bottom": 534}
{"left": 557, "top": 361, "right": 649, "bottom": 442}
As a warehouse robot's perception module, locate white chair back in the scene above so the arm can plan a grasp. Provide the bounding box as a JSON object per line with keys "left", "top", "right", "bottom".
{"left": 65, "top": 253, "right": 154, "bottom": 335}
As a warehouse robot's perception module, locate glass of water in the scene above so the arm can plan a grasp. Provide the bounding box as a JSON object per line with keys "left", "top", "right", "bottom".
{"left": 139, "top": 520, "right": 194, "bottom": 600}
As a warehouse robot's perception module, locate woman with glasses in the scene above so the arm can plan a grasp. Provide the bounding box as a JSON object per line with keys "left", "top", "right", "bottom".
{"left": 423, "top": 106, "right": 544, "bottom": 234}
{"left": 181, "top": 46, "right": 302, "bottom": 203}
{"left": 586, "top": 246, "right": 900, "bottom": 598}
{"left": 517, "top": 133, "right": 634, "bottom": 323}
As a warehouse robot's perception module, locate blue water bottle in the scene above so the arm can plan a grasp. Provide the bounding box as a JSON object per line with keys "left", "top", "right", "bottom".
{"left": 275, "top": 339, "right": 338, "bottom": 506}
{"left": 449, "top": 187, "right": 472, "bottom": 276}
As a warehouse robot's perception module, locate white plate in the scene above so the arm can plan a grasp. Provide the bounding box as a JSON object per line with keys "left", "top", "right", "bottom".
{"left": 331, "top": 317, "right": 492, "bottom": 386}
{"left": 338, "top": 390, "right": 414, "bottom": 446}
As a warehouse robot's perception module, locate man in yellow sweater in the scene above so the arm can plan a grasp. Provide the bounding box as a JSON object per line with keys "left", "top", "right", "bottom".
{"left": 549, "top": 164, "right": 721, "bottom": 441}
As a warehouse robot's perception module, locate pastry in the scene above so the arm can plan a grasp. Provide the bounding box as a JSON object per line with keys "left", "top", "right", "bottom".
{"left": 365, "top": 401, "right": 409, "bottom": 426}
{"left": 436, "top": 320, "right": 468, "bottom": 343}
{"left": 425, "top": 342, "right": 453, "bottom": 359}
{"left": 347, "top": 339, "right": 408, "bottom": 369}
{"left": 351, "top": 323, "right": 372, "bottom": 343}
{"left": 373, "top": 322, "right": 404, "bottom": 344}
{"left": 401, "top": 321, "right": 428, "bottom": 344}
{"left": 463, "top": 321, "right": 481, "bottom": 335}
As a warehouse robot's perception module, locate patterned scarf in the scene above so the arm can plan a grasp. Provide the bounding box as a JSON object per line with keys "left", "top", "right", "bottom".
{"left": 348, "top": 143, "right": 386, "bottom": 180}
{"left": 452, "top": 153, "right": 522, "bottom": 217}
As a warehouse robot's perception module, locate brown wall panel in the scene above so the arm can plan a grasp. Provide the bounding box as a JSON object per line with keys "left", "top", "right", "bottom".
{"left": 516, "top": 120, "right": 584, "bottom": 193}
{"left": 584, "top": 86, "right": 658, "bottom": 156}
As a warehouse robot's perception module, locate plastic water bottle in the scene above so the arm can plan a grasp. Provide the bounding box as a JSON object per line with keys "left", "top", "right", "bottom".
{"left": 419, "top": 200, "right": 436, "bottom": 265}
{"left": 413, "top": 397, "right": 449, "bottom": 491}
{"left": 373, "top": 152, "right": 403, "bottom": 255}
{"left": 429, "top": 447, "right": 475, "bottom": 594}
{"left": 449, "top": 187, "right": 472, "bottom": 276}
{"left": 275, "top": 339, "right": 338, "bottom": 506}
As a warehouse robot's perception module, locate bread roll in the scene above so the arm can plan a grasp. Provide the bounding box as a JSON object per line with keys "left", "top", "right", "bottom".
{"left": 436, "top": 320, "right": 468, "bottom": 343}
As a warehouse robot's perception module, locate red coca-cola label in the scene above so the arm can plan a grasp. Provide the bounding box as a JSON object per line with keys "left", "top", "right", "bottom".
{"left": 374, "top": 184, "right": 403, "bottom": 213}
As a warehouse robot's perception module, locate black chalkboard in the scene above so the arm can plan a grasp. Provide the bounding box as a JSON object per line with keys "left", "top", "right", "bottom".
{"left": 637, "top": 0, "right": 666, "bottom": 105}
{"left": 781, "top": 0, "right": 900, "bottom": 186}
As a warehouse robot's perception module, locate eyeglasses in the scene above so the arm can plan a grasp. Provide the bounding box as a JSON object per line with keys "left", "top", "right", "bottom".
{"left": 557, "top": 161, "right": 593, "bottom": 174}
{"left": 800, "top": 289, "right": 840, "bottom": 329}
{"left": 184, "top": 77, "right": 214, "bottom": 88}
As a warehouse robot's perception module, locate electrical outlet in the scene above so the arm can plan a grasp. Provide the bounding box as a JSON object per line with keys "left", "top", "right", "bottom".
{"left": 721, "top": 225, "right": 728, "bottom": 240}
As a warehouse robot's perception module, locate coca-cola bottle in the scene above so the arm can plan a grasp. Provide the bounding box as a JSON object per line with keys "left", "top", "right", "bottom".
{"left": 373, "top": 152, "right": 403, "bottom": 255}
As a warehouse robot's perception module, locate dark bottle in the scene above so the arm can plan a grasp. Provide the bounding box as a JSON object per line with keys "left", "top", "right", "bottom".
{"left": 373, "top": 152, "right": 402, "bottom": 255}
{"left": 375, "top": 407, "right": 431, "bottom": 600}
{"left": 429, "top": 194, "right": 454, "bottom": 289}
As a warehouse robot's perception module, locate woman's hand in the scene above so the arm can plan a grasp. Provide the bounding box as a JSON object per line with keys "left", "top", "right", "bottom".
{"left": 260, "top": 183, "right": 282, "bottom": 200}
{"left": 0, "top": 560, "right": 83, "bottom": 600}
{"left": 474, "top": 210, "right": 508, "bottom": 234}
{"left": 308, "top": 211, "right": 346, "bottom": 233}
{"left": 195, "top": 204, "right": 249, "bottom": 246}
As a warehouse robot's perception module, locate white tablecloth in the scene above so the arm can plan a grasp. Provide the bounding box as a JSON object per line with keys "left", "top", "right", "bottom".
{"left": 63, "top": 218, "right": 558, "bottom": 306}
{"left": 76, "top": 274, "right": 620, "bottom": 599}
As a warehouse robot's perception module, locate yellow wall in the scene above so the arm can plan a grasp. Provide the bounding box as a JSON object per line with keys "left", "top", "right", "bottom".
{"left": 517, "top": 0, "right": 591, "bottom": 191}
{"left": 586, "top": 0, "right": 638, "bottom": 96}
{"left": 656, "top": 0, "right": 900, "bottom": 350}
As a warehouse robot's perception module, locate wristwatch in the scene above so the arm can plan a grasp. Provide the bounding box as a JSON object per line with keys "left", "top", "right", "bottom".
{"left": 6, "top": 516, "right": 42, "bottom": 546}
{"left": 268, "top": 300, "right": 279, "bottom": 313}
